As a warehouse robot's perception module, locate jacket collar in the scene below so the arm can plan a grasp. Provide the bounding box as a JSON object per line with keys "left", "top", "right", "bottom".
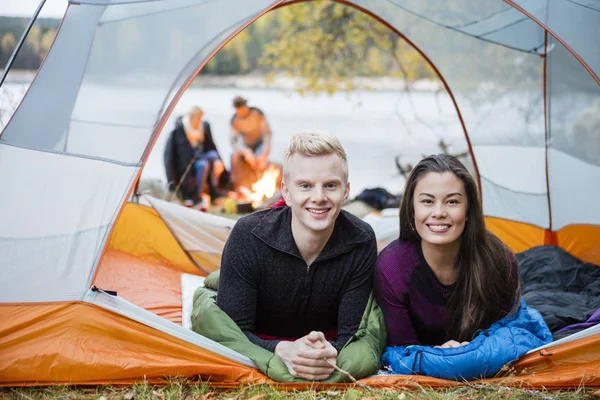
{"left": 251, "top": 206, "right": 372, "bottom": 262}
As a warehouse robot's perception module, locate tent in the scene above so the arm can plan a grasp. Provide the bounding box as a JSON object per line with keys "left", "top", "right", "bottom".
{"left": 1, "top": 0, "right": 599, "bottom": 389}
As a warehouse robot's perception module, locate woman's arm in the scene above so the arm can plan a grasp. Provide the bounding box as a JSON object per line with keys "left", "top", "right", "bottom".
{"left": 202, "top": 121, "right": 218, "bottom": 154}
{"left": 374, "top": 253, "right": 419, "bottom": 346}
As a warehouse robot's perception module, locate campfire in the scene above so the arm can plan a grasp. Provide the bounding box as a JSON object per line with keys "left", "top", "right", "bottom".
{"left": 250, "top": 164, "right": 281, "bottom": 204}
{"left": 227, "top": 164, "right": 282, "bottom": 213}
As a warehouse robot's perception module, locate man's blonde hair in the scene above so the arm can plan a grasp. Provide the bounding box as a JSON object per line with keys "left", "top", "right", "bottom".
{"left": 283, "top": 132, "right": 348, "bottom": 182}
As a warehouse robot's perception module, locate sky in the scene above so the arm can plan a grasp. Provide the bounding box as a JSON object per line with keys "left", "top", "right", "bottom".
{"left": 2, "top": 0, "right": 68, "bottom": 18}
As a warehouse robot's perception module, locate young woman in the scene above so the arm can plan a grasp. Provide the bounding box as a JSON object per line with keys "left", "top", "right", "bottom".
{"left": 375, "top": 154, "right": 519, "bottom": 348}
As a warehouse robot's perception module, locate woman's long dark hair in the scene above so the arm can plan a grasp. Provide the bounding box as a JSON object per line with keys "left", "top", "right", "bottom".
{"left": 399, "top": 154, "right": 520, "bottom": 342}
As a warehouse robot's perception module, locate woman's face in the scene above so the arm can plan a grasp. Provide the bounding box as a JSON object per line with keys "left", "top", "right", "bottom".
{"left": 190, "top": 111, "right": 204, "bottom": 129}
{"left": 412, "top": 171, "right": 468, "bottom": 248}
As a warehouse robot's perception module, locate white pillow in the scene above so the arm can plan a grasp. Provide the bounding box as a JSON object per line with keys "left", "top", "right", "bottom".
{"left": 181, "top": 273, "right": 206, "bottom": 329}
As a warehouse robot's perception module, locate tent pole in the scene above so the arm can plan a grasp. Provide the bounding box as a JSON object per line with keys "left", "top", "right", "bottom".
{"left": 0, "top": 0, "right": 47, "bottom": 88}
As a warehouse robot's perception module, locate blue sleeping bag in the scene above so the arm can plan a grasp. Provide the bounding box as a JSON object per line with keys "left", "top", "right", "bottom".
{"left": 382, "top": 299, "right": 552, "bottom": 381}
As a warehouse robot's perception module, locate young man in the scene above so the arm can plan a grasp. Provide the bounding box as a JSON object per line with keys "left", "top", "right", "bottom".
{"left": 164, "top": 106, "right": 225, "bottom": 205}
{"left": 229, "top": 96, "right": 272, "bottom": 186}
{"left": 217, "top": 132, "right": 377, "bottom": 381}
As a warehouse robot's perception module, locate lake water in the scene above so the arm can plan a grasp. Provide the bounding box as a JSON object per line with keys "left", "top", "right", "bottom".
{"left": 1, "top": 84, "right": 467, "bottom": 197}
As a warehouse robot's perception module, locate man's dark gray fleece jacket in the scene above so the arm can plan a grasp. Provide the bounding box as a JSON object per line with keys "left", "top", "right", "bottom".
{"left": 216, "top": 206, "right": 377, "bottom": 352}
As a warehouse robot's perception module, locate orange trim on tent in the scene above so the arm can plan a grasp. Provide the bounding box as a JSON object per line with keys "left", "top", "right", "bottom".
{"left": 486, "top": 217, "right": 600, "bottom": 264}
{"left": 544, "top": 229, "right": 558, "bottom": 247}
{"left": 486, "top": 333, "right": 600, "bottom": 389}
{"left": 556, "top": 225, "right": 600, "bottom": 265}
{"left": 485, "top": 217, "right": 546, "bottom": 254}
{"left": 0, "top": 302, "right": 266, "bottom": 385}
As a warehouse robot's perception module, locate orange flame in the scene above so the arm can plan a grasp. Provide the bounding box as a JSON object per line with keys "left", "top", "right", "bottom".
{"left": 251, "top": 165, "right": 281, "bottom": 202}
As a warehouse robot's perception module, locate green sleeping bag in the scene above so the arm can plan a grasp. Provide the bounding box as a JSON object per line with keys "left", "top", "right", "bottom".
{"left": 191, "top": 283, "right": 386, "bottom": 382}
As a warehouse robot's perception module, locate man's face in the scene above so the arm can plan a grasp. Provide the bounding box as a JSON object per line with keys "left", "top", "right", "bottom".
{"left": 235, "top": 105, "right": 250, "bottom": 118}
{"left": 190, "top": 111, "right": 203, "bottom": 129}
{"left": 281, "top": 153, "right": 349, "bottom": 237}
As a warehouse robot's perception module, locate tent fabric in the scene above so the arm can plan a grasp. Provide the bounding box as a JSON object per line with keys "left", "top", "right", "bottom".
{"left": 95, "top": 200, "right": 235, "bottom": 322}
{"left": 88, "top": 289, "right": 255, "bottom": 368}
{"left": 146, "top": 196, "right": 234, "bottom": 274}
{"left": 382, "top": 299, "right": 552, "bottom": 381}
{"left": 508, "top": 0, "right": 600, "bottom": 81}
{"left": 475, "top": 145, "right": 548, "bottom": 228}
{"left": 555, "top": 225, "right": 600, "bottom": 267}
{"left": 104, "top": 203, "right": 199, "bottom": 275}
{"left": 0, "top": 143, "right": 137, "bottom": 303}
{"left": 0, "top": 0, "right": 280, "bottom": 306}
{"left": 377, "top": 1, "right": 546, "bottom": 53}
{"left": 484, "top": 217, "right": 546, "bottom": 254}
{"left": 486, "top": 218, "right": 600, "bottom": 265}
{"left": 1, "top": 0, "right": 599, "bottom": 389}
{"left": 0, "top": 301, "right": 262, "bottom": 385}
{"left": 2, "top": 299, "right": 599, "bottom": 388}
{"left": 95, "top": 248, "right": 185, "bottom": 323}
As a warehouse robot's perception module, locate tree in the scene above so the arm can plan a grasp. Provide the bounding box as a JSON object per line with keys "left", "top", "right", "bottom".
{"left": 257, "top": 2, "right": 437, "bottom": 94}
{"left": 0, "top": 32, "right": 17, "bottom": 66}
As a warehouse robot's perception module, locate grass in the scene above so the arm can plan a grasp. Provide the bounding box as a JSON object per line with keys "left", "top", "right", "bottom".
{"left": 2, "top": 380, "right": 600, "bottom": 400}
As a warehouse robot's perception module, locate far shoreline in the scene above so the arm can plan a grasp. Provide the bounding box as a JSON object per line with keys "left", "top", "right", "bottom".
{"left": 3, "top": 69, "right": 442, "bottom": 92}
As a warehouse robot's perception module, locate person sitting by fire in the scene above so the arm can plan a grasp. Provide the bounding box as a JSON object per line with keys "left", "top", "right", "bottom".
{"left": 229, "top": 96, "right": 272, "bottom": 187}
{"left": 164, "top": 106, "right": 225, "bottom": 206}
{"left": 216, "top": 132, "right": 379, "bottom": 381}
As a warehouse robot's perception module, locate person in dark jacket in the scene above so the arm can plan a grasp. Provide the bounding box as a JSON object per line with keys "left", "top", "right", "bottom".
{"left": 164, "top": 106, "right": 224, "bottom": 204}
{"left": 217, "top": 132, "right": 378, "bottom": 381}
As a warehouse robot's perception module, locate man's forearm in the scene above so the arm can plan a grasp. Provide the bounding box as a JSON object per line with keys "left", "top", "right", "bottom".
{"left": 231, "top": 130, "right": 241, "bottom": 147}
{"left": 263, "top": 132, "right": 272, "bottom": 154}
{"left": 243, "top": 330, "right": 281, "bottom": 353}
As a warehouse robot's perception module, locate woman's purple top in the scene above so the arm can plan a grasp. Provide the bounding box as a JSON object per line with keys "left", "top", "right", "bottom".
{"left": 375, "top": 239, "right": 518, "bottom": 346}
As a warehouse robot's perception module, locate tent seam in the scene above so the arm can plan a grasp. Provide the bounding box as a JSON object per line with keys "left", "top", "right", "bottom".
{"left": 96, "top": 1, "right": 217, "bottom": 25}
{"left": 479, "top": 175, "right": 548, "bottom": 196}
{"left": 378, "top": 0, "right": 543, "bottom": 54}
{"left": 0, "top": 141, "right": 141, "bottom": 167}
